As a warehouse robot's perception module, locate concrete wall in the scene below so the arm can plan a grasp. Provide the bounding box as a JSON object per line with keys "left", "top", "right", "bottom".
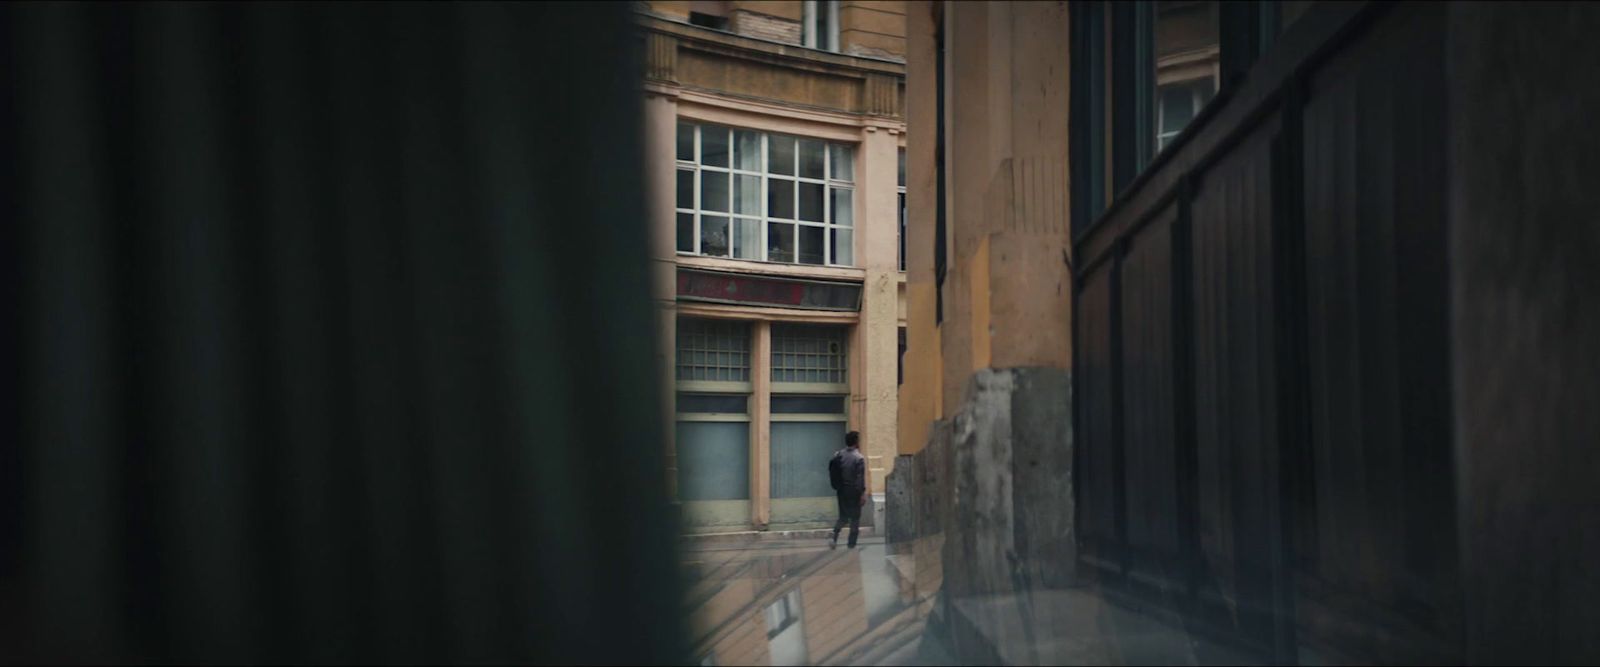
{"left": 841, "top": 1, "right": 908, "bottom": 60}
{"left": 1447, "top": 3, "right": 1600, "bottom": 663}
{"left": 732, "top": 8, "right": 803, "bottom": 44}
{"left": 887, "top": 369, "right": 1074, "bottom": 593}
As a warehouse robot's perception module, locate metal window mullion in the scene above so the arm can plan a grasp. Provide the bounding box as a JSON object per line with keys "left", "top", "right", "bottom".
{"left": 678, "top": 413, "right": 751, "bottom": 423}
{"left": 761, "top": 133, "right": 770, "bottom": 262}
{"left": 723, "top": 128, "right": 734, "bottom": 216}
{"left": 693, "top": 125, "right": 702, "bottom": 255}
{"left": 823, "top": 145, "right": 832, "bottom": 265}
{"left": 771, "top": 413, "right": 848, "bottom": 423}
{"left": 792, "top": 143, "right": 800, "bottom": 264}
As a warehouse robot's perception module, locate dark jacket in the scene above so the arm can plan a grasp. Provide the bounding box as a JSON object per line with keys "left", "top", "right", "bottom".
{"left": 829, "top": 447, "right": 866, "bottom": 495}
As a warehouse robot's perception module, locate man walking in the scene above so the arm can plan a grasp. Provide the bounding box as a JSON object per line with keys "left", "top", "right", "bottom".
{"left": 828, "top": 431, "right": 867, "bottom": 549}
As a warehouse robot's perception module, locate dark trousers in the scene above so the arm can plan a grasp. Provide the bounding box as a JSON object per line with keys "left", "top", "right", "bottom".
{"left": 833, "top": 490, "right": 863, "bottom": 547}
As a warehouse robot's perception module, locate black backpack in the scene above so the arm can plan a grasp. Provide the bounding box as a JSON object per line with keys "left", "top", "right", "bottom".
{"left": 828, "top": 449, "right": 844, "bottom": 491}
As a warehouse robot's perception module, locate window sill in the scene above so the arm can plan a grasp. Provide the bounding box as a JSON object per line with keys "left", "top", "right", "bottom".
{"left": 676, "top": 253, "right": 866, "bottom": 282}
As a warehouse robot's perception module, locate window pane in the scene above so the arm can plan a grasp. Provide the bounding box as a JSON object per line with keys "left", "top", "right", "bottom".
{"left": 772, "top": 323, "right": 847, "bottom": 383}
{"left": 677, "top": 213, "right": 694, "bottom": 252}
{"left": 768, "top": 222, "right": 795, "bottom": 263}
{"left": 676, "top": 318, "right": 750, "bottom": 381}
{"left": 731, "top": 129, "right": 761, "bottom": 171}
{"left": 734, "top": 174, "right": 761, "bottom": 215}
{"left": 768, "top": 135, "right": 795, "bottom": 175}
{"left": 768, "top": 178, "right": 794, "bottom": 219}
{"left": 702, "top": 215, "right": 730, "bottom": 257}
{"left": 676, "top": 422, "right": 750, "bottom": 500}
{"left": 677, "top": 122, "right": 695, "bottom": 161}
{"left": 677, "top": 169, "right": 694, "bottom": 209}
{"left": 798, "top": 182, "right": 824, "bottom": 222}
{"left": 701, "top": 125, "right": 729, "bottom": 167}
{"left": 829, "top": 144, "right": 853, "bottom": 182}
{"left": 731, "top": 217, "right": 761, "bottom": 260}
{"left": 1159, "top": 83, "right": 1194, "bottom": 137}
{"left": 830, "top": 228, "right": 853, "bottom": 266}
{"left": 771, "top": 395, "right": 846, "bottom": 414}
{"left": 771, "top": 421, "right": 846, "bottom": 498}
{"left": 898, "top": 148, "right": 906, "bottom": 187}
{"left": 1152, "top": 1, "right": 1219, "bottom": 155}
{"left": 798, "top": 139, "right": 825, "bottom": 179}
{"left": 701, "top": 171, "right": 729, "bottom": 212}
{"left": 798, "top": 225, "right": 824, "bottom": 265}
{"left": 829, "top": 187, "right": 852, "bottom": 226}
{"left": 679, "top": 393, "right": 748, "bottom": 414}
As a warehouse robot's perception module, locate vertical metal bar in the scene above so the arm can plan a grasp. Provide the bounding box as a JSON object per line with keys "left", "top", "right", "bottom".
{"left": 693, "top": 125, "right": 701, "bottom": 255}
{"left": 1109, "top": 236, "right": 1129, "bottom": 577}
{"left": 1133, "top": 1, "right": 1154, "bottom": 169}
{"left": 1087, "top": 1, "right": 1106, "bottom": 221}
{"left": 1259, "top": 0, "right": 1280, "bottom": 57}
{"left": 1219, "top": 1, "right": 1260, "bottom": 90}
{"left": 1109, "top": 1, "right": 1137, "bottom": 193}
{"left": 1171, "top": 173, "right": 1200, "bottom": 604}
{"left": 1269, "top": 73, "right": 1309, "bottom": 665}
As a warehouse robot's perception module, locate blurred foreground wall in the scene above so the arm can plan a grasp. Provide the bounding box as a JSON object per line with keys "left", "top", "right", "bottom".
{"left": 0, "top": 2, "right": 685, "bottom": 663}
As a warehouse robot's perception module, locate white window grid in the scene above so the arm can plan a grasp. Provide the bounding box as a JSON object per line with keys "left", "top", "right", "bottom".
{"left": 676, "top": 122, "right": 855, "bottom": 267}
{"left": 676, "top": 318, "right": 751, "bottom": 383}
{"left": 771, "top": 323, "right": 848, "bottom": 385}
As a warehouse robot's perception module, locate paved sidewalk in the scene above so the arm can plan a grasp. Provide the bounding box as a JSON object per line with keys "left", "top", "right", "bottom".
{"left": 679, "top": 526, "right": 877, "bottom": 547}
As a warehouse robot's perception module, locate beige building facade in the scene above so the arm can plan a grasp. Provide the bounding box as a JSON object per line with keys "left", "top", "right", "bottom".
{"left": 640, "top": 1, "right": 908, "bottom": 533}
{"left": 897, "top": 0, "right": 1076, "bottom": 461}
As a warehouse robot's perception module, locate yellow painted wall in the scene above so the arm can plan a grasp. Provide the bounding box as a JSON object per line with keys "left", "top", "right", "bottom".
{"left": 898, "top": 1, "right": 941, "bottom": 456}
{"left": 899, "top": 1, "right": 1072, "bottom": 456}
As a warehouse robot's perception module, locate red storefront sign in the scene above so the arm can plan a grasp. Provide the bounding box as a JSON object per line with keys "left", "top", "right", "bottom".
{"left": 676, "top": 268, "right": 861, "bottom": 311}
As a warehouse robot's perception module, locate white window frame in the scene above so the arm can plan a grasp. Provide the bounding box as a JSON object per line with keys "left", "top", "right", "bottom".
{"left": 676, "top": 122, "right": 856, "bottom": 267}
{"left": 803, "top": 0, "right": 839, "bottom": 52}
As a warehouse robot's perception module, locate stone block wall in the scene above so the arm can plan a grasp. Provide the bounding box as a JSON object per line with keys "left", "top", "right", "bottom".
{"left": 884, "top": 367, "right": 1075, "bottom": 594}
{"left": 730, "top": 9, "right": 802, "bottom": 44}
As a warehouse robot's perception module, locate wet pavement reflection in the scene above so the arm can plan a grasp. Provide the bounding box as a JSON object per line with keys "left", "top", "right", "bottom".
{"left": 680, "top": 534, "right": 947, "bottom": 666}
{"left": 681, "top": 533, "right": 1278, "bottom": 666}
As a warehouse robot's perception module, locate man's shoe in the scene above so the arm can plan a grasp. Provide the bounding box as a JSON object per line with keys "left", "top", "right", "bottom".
{"left": 829, "top": 532, "right": 838, "bottom": 550}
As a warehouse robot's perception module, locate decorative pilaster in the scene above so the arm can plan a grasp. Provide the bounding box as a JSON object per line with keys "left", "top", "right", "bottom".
{"left": 645, "top": 32, "right": 678, "bottom": 84}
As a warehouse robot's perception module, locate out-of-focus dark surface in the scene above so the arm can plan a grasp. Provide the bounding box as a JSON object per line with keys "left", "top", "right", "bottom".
{"left": 1061, "top": 2, "right": 1600, "bottom": 664}
{"left": 1, "top": 2, "right": 683, "bottom": 663}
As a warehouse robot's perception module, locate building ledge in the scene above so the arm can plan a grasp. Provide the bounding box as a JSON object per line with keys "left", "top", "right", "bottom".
{"left": 638, "top": 12, "right": 907, "bottom": 74}
{"left": 677, "top": 254, "right": 866, "bottom": 282}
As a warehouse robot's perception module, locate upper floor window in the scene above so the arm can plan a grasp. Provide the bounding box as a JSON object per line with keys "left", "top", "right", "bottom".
{"left": 688, "top": 0, "right": 730, "bottom": 31}
{"left": 803, "top": 1, "right": 839, "bottom": 52}
{"left": 676, "top": 121, "right": 856, "bottom": 267}
{"left": 1153, "top": 1, "right": 1220, "bottom": 152}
